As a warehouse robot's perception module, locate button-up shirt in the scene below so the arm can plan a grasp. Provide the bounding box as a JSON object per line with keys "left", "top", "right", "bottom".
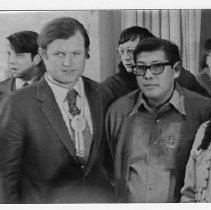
{"left": 45, "top": 73, "right": 93, "bottom": 137}
{"left": 127, "top": 84, "right": 186, "bottom": 202}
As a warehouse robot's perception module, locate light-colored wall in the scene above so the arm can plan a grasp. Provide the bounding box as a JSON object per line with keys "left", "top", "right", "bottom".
{"left": 97, "top": 10, "right": 121, "bottom": 81}
{"left": 0, "top": 10, "right": 121, "bottom": 82}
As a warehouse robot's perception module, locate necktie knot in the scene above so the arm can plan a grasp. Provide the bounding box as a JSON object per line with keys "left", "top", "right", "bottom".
{"left": 67, "top": 89, "right": 80, "bottom": 116}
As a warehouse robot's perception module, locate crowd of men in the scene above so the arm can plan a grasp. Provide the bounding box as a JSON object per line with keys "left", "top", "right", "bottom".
{"left": 0, "top": 16, "right": 211, "bottom": 203}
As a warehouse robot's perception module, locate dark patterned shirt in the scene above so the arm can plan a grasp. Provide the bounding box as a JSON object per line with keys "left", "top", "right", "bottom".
{"left": 127, "top": 84, "right": 186, "bottom": 202}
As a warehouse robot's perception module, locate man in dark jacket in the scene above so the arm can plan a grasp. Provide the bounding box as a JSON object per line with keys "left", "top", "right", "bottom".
{"left": 101, "top": 26, "right": 210, "bottom": 108}
{"left": 0, "top": 30, "right": 46, "bottom": 103}
{"left": 106, "top": 38, "right": 211, "bottom": 202}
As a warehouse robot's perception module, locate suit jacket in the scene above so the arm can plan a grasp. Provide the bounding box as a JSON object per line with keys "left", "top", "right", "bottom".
{"left": 0, "top": 76, "right": 114, "bottom": 203}
{"left": 0, "top": 65, "right": 46, "bottom": 104}
{"left": 0, "top": 77, "right": 16, "bottom": 103}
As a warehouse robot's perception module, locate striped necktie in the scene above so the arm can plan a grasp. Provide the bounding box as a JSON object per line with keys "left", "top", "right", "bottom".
{"left": 66, "top": 89, "right": 93, "bottom": 167}
{"left": 66, "top": 89, "right": 80, "bottom": 117}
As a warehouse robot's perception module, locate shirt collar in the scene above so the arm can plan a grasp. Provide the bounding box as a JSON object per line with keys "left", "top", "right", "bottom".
{"left": 170, "top": 83, "right": 186, "bottom": 115}
{"left": 130, "top": 82, "right": 186, "bottom": 116}
{"left": 45, "top": 73, "right": 83, "bottom": 103}
{"left": 15, "top": 77, "right": 34, "bottom": 89}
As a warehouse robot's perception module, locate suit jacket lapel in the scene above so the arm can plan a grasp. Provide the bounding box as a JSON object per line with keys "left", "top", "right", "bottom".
{"left": 36, "top": 78, "right": 77, "bottom": 160}
{"left": 83, "top": 77, "right": 102, "bottom": 173}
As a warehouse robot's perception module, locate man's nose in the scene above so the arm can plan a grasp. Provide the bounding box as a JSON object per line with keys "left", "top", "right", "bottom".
{"left": 62, "top": 54, "right": 73, "bottom": 66}
{"left": 144, "top": 68, "right": 154, "bottom": 79}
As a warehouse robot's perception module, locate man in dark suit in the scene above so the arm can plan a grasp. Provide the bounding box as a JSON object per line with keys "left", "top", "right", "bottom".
{"left": 0, "top": 31, "right": 46, "bottom": 103}
{"left": 0, "top": 17, "right": 114, "bottom": 203}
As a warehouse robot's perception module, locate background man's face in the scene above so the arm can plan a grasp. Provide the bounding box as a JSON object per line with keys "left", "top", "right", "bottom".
{"left": 7, "top": 44, "right": 35, "bottom": 78}
{"left": 119, "top": 38, "right": 139, "bottom": 72}
{"left": 136, "top": 50, "right": 179, "bottom": 105}
{"left": 42, "top": 31, "right": 87, "bottom": 88}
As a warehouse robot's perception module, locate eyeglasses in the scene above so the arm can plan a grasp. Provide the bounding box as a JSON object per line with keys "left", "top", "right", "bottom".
{"left": 116, "top": 47, "right": 135, "bottom": 56}
{"left": 132, "top": 62, "right": 173, "bottom": 76}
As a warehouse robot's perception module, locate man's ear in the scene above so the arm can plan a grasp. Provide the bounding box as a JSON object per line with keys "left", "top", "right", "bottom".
{"left": 38, "top": 48, "right": 48, "bottom": 60}
{"left": 32, "top": 54, "right": 41, "bottom": 65}
{"left": 173, "top": 61, "right": 181, "bottom": 79}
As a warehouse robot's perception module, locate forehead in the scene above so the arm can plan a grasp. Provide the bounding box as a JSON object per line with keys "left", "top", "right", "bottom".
{"left": 136, "top": 50, "right": 167, "bottom": 63}
{"left": 119, "top": 38, "right": 140, "bottom": 49}
{"left": 47, "top": 31, "right": 85, "bottom": 52}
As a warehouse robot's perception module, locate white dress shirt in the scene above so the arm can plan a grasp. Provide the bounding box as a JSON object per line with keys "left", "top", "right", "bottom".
{"left": 45, "top": 73, "right": 93, "bottom": 138}
{"left": 15, "top": 77, "right": 33, "bottom": 89}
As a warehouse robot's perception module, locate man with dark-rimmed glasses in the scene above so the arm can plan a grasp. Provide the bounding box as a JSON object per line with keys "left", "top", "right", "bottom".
{"left": 101, "top": 26, "right": 210, "bottom": 114}
{"left": 106, "top": 38, "right": 211, "bottom": 203}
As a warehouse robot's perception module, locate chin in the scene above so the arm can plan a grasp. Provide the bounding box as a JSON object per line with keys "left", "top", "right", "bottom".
{"left": 143, "top": 90, "right": 160, "bottom": 98}
{"left": 125, "top": 67, "right": 133, "bottom": 73}
{"left": 58, "top": 76, "right": 79, "bottom": 85}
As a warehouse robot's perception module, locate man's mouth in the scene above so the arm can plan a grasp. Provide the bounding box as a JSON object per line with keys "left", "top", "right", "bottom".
{"left": 10, "top": 67, "right": 18, "bottom": 71}
{"left": 143, "top": 83, "right": 158, "bottom": 87}
{"left": 125, "top": 63, "right": 133, "bottom": 67}
{"left": 62, "top": 69, "right": 77, "bottom": 74}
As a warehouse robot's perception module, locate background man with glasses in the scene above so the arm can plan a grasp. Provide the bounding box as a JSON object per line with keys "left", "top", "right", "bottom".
{"left": 106, "top": 38, "right": 211, "bottom": 202}
{"left": 101, "top": 26, "right": 210, "bottom": 112}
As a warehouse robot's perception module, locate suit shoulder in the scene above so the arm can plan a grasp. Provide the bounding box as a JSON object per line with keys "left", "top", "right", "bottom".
{"left": 0, "top": 78, "right": 13, "bottom": 90}
{"left": 7, "top": 82, "right": 37, "bottom": 102}
{"left": 180, "top": 68, "right": 195, "bottom": 78}
{"left": 0, "top": 78, "right": 11, "bottom": 85}
{"left": 101, "top": 72, "right": 132, "bottom": 93}
{"left": 82, "top": 76, "right": 99, "bottom": 90}
{"left": 183, "top": 87, "right": 211, "bottom": 107}
{"left": 102, "top": 72, "right": 123, "bottom": 86}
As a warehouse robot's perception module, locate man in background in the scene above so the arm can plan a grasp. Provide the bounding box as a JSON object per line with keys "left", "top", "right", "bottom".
{"left": 0, "top": 30, "right": 46, "bottom": 102}
{"left": 102, "top": 26, "right": 210, "bottom": 109}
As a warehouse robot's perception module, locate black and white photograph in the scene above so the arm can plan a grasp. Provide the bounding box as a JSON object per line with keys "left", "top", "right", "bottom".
{"left": 0, "top": 1, "right": 211, "bottom": 207}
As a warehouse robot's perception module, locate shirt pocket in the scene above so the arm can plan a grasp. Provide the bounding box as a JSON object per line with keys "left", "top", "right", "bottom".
{"left": 156, "top": 121, "right": 183, "bottom": 169}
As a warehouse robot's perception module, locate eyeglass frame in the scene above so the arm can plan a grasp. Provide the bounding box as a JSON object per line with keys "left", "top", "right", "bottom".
{"left": 115, "top": 47, "right": 135, "bottom": 56}
{"left": 132, "top": 62, "right": 173, "bottom": 76}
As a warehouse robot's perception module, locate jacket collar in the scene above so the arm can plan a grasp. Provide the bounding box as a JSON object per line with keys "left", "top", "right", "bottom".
{"left": 36, "top": 77, "right": 101, "bottom": 174}
{"left": 118, "top": 62, "right": 136, "bottom": 80}
{"left": 130, "top": 82, "right": 186, "bottom": 116}
{"left": 36, "top": 77, "right": 77, "bottom": 161}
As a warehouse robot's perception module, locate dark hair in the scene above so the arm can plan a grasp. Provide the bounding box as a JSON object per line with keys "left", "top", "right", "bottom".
{"left": 7, "top": 30, "right": 39, "bottom": 58}
{"left": 201, "top": 38, "right": 211, "bottom": 69}
{"left": 38, "top": 17, "right": 90, "bottom": 58}
{"left": 119, "top": 26, "right": 156, "bottom": 45}
{"left": 134, "top": 38, "right": 181, "bottom": 65}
